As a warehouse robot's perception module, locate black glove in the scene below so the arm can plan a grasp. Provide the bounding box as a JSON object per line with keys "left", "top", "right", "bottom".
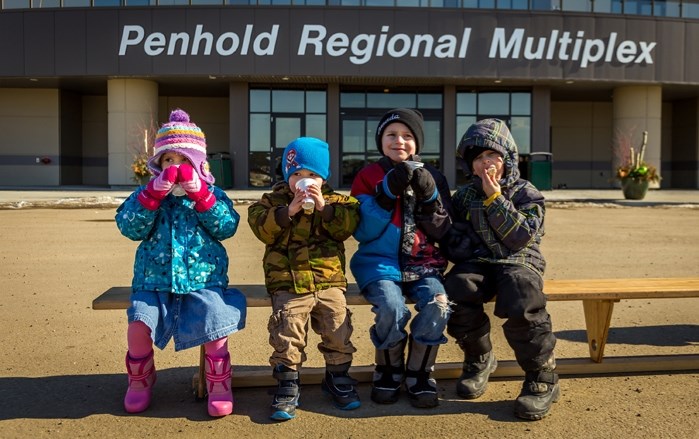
{"left": 410, "top": 167, "right": 437, "bottom": 203}
{"left": 441, "top": 223, "right": 475, "bottom": 262}
{"left": 384, "top": 162, "right": 413, "bottom": 197}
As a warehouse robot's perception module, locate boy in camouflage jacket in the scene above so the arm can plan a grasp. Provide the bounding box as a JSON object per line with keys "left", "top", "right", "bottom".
{"left": 248, "top": 137, "right": 361, "bottom": 421}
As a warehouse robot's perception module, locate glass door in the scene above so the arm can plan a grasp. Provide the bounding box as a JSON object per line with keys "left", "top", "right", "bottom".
{"left": 271, "top": 115, "right": 303, "bottom": 184}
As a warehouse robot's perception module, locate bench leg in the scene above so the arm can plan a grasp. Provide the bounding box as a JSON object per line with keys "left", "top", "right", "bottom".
{"left": 197, "top": 345, "right": 206, "bottom": 399}
{"left": 582, "top": 299, "right": 617, "bottom": 363}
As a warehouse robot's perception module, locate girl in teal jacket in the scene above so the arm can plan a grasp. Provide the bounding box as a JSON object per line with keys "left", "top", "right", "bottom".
{"left": 115, "top": 109, "right": 246, "bottom": 418}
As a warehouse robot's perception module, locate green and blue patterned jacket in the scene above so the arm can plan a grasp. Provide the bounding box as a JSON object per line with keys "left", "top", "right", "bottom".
{"left": 115, "top": 186, "right": 239, "bottom": 294}
{"left": 451, "top": 120, "right": 546, "bottom": 276}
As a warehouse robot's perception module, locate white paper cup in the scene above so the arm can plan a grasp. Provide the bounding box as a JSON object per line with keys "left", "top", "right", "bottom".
{"left": 404, "top": 160, "right": 424, "bottom": 171}
{"left": 296, "top": 178, "right": 317, "bottom": 212}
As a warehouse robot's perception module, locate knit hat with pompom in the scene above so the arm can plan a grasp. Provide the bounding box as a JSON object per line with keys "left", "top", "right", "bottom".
{"left": 147, "top": 109, "right": 214, "bottom": 184}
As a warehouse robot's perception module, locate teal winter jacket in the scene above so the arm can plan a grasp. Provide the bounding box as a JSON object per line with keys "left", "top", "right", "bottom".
{"left": 115, "top": 186, "right": 240, "bottom": 294}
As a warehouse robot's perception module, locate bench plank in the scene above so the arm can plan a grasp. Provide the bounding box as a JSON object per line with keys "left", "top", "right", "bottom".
{"left": 211, "top": 354, "right": 699, "bottom": 388}
{"left": 93, "top": 277, "right": 699, "bottom": 367}
{"left": 92, "top": 277, "right": 699, "bottom": 310}
{"left": 542, "top": 277, "right": 699, "bottom": 300}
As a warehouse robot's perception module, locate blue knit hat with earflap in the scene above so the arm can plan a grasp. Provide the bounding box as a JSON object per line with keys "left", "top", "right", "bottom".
{"left": 282, "top": 137, "right": 331, "bottom": 182}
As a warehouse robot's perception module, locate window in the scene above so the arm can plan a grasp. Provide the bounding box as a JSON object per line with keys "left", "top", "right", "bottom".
{"left": 683, "top": 0, "right": 699, "bottom": 17}
{"left": 654, "top": 0, "right": 681, "bottom": 16}
{"left": 561, "top": 0, "right": 591, "bottom": 11}
{"left": 249, "top": 88, "right": 327, "bottom": 187}
{"left": 339, "top": 91, "right": 443, "bottom": 186}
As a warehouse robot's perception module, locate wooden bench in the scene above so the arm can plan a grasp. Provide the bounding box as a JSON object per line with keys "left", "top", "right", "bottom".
{"left": 93, "top": 277, "right": 699, "bottom": 393}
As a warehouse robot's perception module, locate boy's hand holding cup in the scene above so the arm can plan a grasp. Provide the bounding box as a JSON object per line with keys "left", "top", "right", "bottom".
{"left": 384, "top": 161, "right": 415, "bottom": 196}
{"left": 411, "top": 168, "right": 437, "bottom": 202}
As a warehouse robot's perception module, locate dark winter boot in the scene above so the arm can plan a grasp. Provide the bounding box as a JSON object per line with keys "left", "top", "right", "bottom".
{"left": 321, "top": 362, "right": 361, "bottom": 410}
{"left": 270, "top": 365, "right": 300, "bottom": 421}
{"left": 371, "top": 339, "right": 406, "bottom": 404}
{"left": 457, "top": 351, "right": 497, "bottom": 399}
{"left": 404, "top": 336, "right": 440, "bottom": 409}
{"left": 514, "top": 368, "right": 560, "bottom": 420}
{"left": 455, "top": 332, "right": 497, "bottom": 399}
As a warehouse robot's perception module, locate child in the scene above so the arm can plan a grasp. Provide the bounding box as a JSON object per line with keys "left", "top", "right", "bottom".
{"left": 350, "top": 108, "right": 452, "bottom": 409}
{"left": 115, "top": 109, "right": 246, "bottom": 417}
{"left": 444, "top": 118, "right": 559, "bottom": 420}
{"left": 247, "top": 137, "right": 361, "bottom": 421}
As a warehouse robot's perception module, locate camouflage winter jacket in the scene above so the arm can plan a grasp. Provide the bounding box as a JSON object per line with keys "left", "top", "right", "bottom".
{"left": 247, "top": 182, "right": 360, "bottom": 294}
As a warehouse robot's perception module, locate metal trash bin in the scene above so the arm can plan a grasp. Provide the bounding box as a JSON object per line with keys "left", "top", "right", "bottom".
{"left": 207, "top": 152, "right": 234, "bottom": 189}
{"left": 527, "top": 152, "right": 553, "bottom": 190}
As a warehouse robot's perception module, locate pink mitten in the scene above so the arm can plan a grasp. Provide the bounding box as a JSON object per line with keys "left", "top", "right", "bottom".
{"left": 178, "top": 163, "right": 216, "bottom": 212}
{"left": 137, "top": 166, "right": 179, "bottom": 210}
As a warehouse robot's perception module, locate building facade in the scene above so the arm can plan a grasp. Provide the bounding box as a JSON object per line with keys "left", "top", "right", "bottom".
{"left": 1, "top": 3, "right": 698, "bottom": 190}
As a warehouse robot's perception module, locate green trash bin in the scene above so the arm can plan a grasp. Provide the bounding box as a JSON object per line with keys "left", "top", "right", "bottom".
{"left": 527, "top": 152, "right": 553, "bottom": 190}
{"left": 207, "top": 152, "right": 233, "bottom": 189}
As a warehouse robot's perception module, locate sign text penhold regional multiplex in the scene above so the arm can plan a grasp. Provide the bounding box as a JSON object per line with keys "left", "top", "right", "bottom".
{"left": 118, "top": 24, "right": 657, "bottom": 69}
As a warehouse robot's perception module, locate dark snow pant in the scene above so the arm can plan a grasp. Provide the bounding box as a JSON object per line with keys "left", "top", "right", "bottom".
{"left": 444, "top": 262, "right": 556, "bottom": 371}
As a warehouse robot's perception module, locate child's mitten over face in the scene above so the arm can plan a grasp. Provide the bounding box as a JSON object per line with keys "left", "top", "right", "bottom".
{"left": 178, "top": 163, "right": 216, "bottom": 212}
{"left": 137, "top": 166, "right": 179, "bottom": 210}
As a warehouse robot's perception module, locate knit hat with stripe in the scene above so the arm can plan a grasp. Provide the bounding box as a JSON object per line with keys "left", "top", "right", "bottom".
{"left": 147, "top": 108, "right": 214, "bottom": 184}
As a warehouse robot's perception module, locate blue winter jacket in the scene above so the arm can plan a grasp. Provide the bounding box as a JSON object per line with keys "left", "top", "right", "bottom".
{"left": 350, "top": 156, "right": 452, "bottom": 290}
{"left": 115, "top": 186, "right": 240, "bottom": 294}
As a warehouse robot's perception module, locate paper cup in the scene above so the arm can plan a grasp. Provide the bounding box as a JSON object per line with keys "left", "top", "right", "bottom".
{"left": 404, "top": 160, "right": 424, "bottom": 171}
{"left": 296, "top": 178, "right": 317, "bottom": 212}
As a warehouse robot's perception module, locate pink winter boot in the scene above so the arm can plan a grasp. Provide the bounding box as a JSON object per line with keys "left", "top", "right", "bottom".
{"left": 124, "top": 350, "right": 157, "bottom": 413}
{"left": 205, "top": 353, "right": 233, "bottom": 417}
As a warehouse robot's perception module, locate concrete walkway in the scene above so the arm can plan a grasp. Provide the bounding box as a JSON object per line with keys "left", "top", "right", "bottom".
{"left": 1, "top": 186, "right": 699, "bottom": 208}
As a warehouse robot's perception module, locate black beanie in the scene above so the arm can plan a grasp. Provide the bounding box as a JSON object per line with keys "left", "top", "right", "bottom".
{"left": 375, "top": 108, "right": 424, "bottom": 155}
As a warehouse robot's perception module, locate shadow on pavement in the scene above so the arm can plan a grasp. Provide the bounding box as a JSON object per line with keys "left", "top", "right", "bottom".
{"left": 555, "top": 324, "right": 699, "bottom": 346}
{"left": 0, "top": 366, "right": 528, "bottom": 424}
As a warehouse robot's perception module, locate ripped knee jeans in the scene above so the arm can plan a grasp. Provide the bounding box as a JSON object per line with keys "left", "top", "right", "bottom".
{"left": 362, "top": 276, "right": 451, "bottom": 349}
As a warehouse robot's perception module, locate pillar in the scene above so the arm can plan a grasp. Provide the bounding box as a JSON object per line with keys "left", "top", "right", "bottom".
{"left": 612, "top": 86, "right": 662, "bottom": 187}
{"left": 107, "top": 79, "right": 158, "bottom": 186}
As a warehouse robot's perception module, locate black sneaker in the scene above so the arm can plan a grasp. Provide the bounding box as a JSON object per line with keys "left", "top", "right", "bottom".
{"left": 321, "top": 370, "right": 361, "bottom": 410}
{"left": 456, "top": 352, "right": 497, "bottom": 400}
{"left": 514, "top": 370, "right": 560, "bottom": 420}
{"left": 270, "top": 366, "right": 300, "bottom": 421}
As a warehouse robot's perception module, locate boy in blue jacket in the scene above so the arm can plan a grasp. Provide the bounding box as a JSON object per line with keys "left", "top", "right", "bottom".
{"left": 115, "top": 109, "right": 246, "bottom": 417}
{"left": 444, "top": 118, "right": 558, "bottom": 420}
{"left": 350, "top": 108, "right": 452, "bottom": 408}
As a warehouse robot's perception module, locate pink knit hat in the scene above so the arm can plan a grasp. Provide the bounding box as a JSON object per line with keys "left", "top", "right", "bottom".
{"left": 147, "top": 109, "right": 215, "bottom": 184}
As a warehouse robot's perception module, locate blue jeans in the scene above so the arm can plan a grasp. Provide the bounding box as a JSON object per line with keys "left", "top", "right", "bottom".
{"left": 362, "top": 276, "right": 450, "bottom": 350}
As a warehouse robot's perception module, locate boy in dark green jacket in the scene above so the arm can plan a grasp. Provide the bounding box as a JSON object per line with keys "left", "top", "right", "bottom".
{"left": 248, "top": 137, "right": 360, "bottom": 421}
{"left": 445, "top": 119, "right": 558, "bottom": 420}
